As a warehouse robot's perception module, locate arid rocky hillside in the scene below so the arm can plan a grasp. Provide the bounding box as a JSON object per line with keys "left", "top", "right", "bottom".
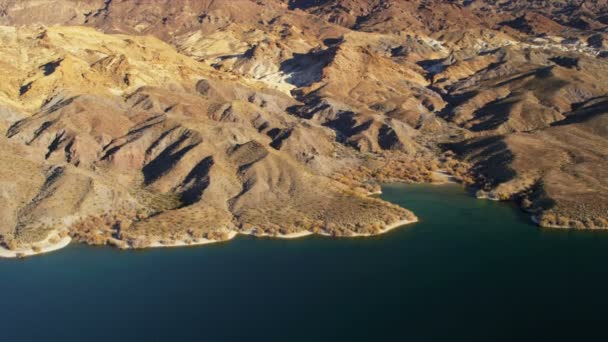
{"left": 0, "top": 0, "right": 607, "bottom": 255}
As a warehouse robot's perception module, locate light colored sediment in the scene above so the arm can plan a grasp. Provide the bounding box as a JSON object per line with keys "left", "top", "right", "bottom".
{"left": 0, "top": 217, "right": 418, "bottom": 258}
{"left": 0, "top": 230, "right": 71, "bottom": 258}
{"left": 351, "top": 218, "right": 419, "bottom": 236}
{"left": 377, "top": 218, "right": 419, "bottom": 234}
{"left": 232, "top": 217, "right": 420, "bottom": 241}
{"left": 475, "top": 190, "right": 501, "bottom": 201}
{"left": 147, "top": 231, "right": 238, "bottom": 248}
{"left": 271, "top": 231, "right": 315, "bottom": 239}
{"left": 318, "top": 217, "right": 419, "bottom": 237}
{"left": 431, "top": 171, "right": 458, "bottom": 184}
{"left": 143, "top": 216, "right": 420, "bottom": 247}
{"left": 239, "top": 229, "right": 314, "bottom": 239}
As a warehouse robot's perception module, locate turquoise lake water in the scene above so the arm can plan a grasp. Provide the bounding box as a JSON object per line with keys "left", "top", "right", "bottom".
{"left": 2, "top": 183, "right": 608, "bottom": 341}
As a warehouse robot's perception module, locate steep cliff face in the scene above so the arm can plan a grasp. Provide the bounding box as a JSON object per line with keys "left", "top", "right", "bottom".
{"left": 0, "top": 0, "right": 607, "bottom": 254}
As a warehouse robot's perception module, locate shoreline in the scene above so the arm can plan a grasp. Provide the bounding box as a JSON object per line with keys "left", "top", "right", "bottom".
{"left": 319, "top": 218, "right": 419, "bottom": 237}
{"left": 431, "top": 171, "right": 459, "bottom": 185}
{"left": 0, "top": 230, "right": 72, "bottom": 259}
{"left": 239, "top": 217, "right": 418, "bottom": 240}
{"left": 147, "top": 231, "right": 239, "bottom": 248}
{"left": 0, "top": 218, "right": 418, "bottom": 258}
{"left": 238, "top": 229, "right": 315, "bottom": 239}
{"left": 532, "top": 215, "right": 608, "bottom": 230}
{"left": 474, "top": 190, "right": 501, "bottom": 201}
{"left": 1, "top": 186, "right": 420, "bottom": 258}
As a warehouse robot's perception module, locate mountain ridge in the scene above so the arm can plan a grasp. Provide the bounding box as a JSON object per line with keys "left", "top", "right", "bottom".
{"left": 0, "top": 0, "right": 607, "bottom": 256}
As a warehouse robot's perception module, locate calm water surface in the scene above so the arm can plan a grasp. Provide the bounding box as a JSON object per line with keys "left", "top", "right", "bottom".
{"left": 2, "top": 183, "right": 608, "bottom": 341}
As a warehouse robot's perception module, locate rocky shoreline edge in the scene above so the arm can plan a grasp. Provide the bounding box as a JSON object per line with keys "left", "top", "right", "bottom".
{"left": 0, "top": 218, "right": 419, "bottom": 259}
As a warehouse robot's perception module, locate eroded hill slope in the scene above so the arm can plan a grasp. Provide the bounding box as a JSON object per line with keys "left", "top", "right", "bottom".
{"left": 0, "top": 0, "right": 607, "bottom": 256}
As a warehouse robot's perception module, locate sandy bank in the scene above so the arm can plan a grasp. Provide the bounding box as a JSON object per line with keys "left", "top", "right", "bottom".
{"left": 0, "top": 231, "right": 72, "bottom": 258}
{"left": 318, "top": 218, "right": 419, "bottom": 237}
{"left": 431, "top": 171, "right": 458, "bottom": 184}
{"left": 0, "top": 216, "right": 418, "bottom": 258}
{"left": 238, "top": 229, "right": 315, "bottom": 239}
{"left": 377, "top": 218, "right": 419, "bottom": 235}
{"left": 239, "top": 217, "right": 418, "bottom": 240}
{"left": 475, "top": 190, "right": 501, "bottom": 201}
{"left": 147, "top": 231, "right": 238, "bottom": 248}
